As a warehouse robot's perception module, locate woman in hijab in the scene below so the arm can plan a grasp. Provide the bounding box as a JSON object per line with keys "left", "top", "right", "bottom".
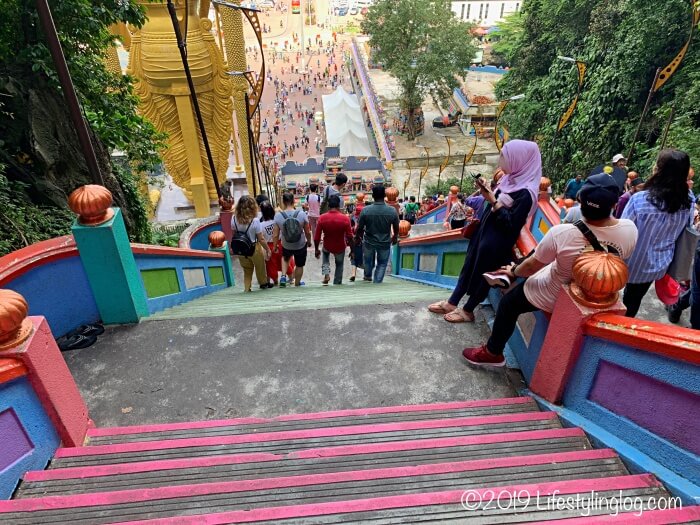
{"left": 428, "top": 140, "right": 542, "bottom": 322}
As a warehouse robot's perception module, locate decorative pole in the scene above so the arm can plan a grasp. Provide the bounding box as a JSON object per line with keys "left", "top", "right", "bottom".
{"left": 627, "top": 68, "right": 662, "bottom": 163}
{"left": 494, "top": 94, "right": 524, "bottom": 153}
{"left": 35, "top": 0, "right": 104, "bottom": 186}
{"left": 217, "top": 0, "right": 256, "bottom": 193}
{"left": 460, "top": 135, "right": 478, "bottom": 190}
{"left": 403, "top": 160, "right": 412, "bottom": 200}
{"left": 417, "top": 145, "right": 430, "bottom": 201}
{"left": 436, "top": 133, "right": 452, "bottom": 197}
{"left": 552, "top": 56, "right": 587, "bottom": 158}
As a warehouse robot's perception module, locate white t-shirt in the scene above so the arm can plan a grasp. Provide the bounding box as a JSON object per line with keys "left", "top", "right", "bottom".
{"left": 524, "top": 220, "right": 638, "bottom": 312}
{"left": 260, "top": 219, "right": 276, "bottom": 243}
{"left": 231, "top": 216, "right": 263, "bottom": 243}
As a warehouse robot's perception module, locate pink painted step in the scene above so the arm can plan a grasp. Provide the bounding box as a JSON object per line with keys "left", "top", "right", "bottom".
{"left": 2, "top": 449, "right": 621, "bottom": 513}
{"left": 87, "top": 397, "right": 536, "bottom": 438}
{"left": 528, "top": 507, "right": 700, "bottom": 523}
{"left": 96, "top": 474, "right": 664, "bottom": 524}
{"left": 56, "top": 411, "right": 559, "bottom": 459}
{"left": 27, "top": 427, "right": 587, "bottom": 483}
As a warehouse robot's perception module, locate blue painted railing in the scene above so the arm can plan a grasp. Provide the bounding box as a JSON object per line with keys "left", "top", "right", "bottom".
{"left": 415, "top": 203, "right": 448, "bottom": 225}
{"left": 132, "top": 245, "right": 230, "bottom": 314}
{"left": 0, "top": 368, "right": 60, "bottom": 499}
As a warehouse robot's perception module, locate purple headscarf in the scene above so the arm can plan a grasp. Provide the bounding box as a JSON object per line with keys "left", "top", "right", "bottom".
{"left": 496, "top": 140, "right": 542, "bottom": 216}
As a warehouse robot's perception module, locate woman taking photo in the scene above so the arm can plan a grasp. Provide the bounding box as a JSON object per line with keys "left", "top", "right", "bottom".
{"left": 621, "top": 149, "right": 694, "bottom": 317}
{"left": 444, "top": 193, "right": 469, "bottom": 230}
{"left": 232, "top": 196, "right": 272, "bottom": 292}
{"left": 428, "top": 140, "right": 542, "bottom": 323}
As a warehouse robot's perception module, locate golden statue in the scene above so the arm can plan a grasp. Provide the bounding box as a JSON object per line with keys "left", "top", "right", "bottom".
{"left": 126, "top": 0, "right": 233, "bottom": 217}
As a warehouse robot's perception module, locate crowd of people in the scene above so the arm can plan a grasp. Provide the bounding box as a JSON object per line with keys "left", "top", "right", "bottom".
{"left": 231, "top": 127, "right": 697, "bottom": 370}
{"left": 254, "top": 38, "right": 350, "bottom": 170}
{"left": 229, "top": 174, "right": 400, "bottom": 291}
{"left": 426, "top": 140, "right": 696, "bottom": 368}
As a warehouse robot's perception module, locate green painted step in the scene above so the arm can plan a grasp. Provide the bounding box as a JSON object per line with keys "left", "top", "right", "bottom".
{"left": 146, "top": 277, "right": 447, "bottom": 321}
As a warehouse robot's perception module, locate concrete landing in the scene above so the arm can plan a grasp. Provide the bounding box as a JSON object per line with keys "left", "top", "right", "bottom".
{"left": 63, "top": 297, "right": 513, "bottom": 428}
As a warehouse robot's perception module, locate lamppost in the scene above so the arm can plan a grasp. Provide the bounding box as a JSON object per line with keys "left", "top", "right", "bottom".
{"left": 494, "top": 93, "right": 524, "bottom": 152}
{"left": 435, "top": 133, "right": 452, "bottom": 197}
{"left": 416, "top": 144, "right": 430, "bottom": 201}
{"left": 552, "top": 56, "right": 587, "bottom": 154}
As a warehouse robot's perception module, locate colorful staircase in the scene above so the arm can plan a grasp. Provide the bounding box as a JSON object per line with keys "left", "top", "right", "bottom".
{"left": 145, "top": 276, "right": 448, "bottom": 321}
{"left": 3, "top": 397, "right": 699, "bottom": 523}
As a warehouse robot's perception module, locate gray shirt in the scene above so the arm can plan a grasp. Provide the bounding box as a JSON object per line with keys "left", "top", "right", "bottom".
{"left": 274, "top": 209, "right": 309, "bottom": 250}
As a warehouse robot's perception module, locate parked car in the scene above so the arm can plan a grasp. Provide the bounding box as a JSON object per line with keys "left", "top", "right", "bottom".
{"left": 349, "top": 7, "right": 358, "bottom": 15}
{"left": 338, "top": 7, "right": 348, "bottom": 15}
{"left": 432, "top": 111, "right": 462, "bottom": 129}
{"left": 361, "top": 7, "right": 368, "bottom": 15}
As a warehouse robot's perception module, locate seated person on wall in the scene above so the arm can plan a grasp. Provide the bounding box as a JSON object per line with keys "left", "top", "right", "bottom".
{"left": 462, "top": 174, "right": 639, "bottom": 368}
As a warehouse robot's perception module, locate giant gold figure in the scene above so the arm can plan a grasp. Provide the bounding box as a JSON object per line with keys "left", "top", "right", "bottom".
{"left": 128, "top": 0, "right": 232, "bottom": 217}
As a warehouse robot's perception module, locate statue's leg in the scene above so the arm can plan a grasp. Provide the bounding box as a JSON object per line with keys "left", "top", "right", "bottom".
{"left": 176, "top": 95, "right": 211, "bottom": 218}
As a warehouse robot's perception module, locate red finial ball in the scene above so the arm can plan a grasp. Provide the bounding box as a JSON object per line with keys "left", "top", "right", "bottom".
{"left": 0, "top": 290, "right": 33, "bottom": 350}
{"left": 68, "top": 185, "right": 115, "bottom": 226}
{"left": 570, "top": 251, "right": 629, "bottom": 308}
{"left": 209, "top": 231, "right": 226, "bottom": 248}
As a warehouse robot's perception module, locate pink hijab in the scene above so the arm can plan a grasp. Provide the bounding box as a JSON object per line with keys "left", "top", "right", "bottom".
{"left": 496, "top": 140, "right": 542, "bottom": 216}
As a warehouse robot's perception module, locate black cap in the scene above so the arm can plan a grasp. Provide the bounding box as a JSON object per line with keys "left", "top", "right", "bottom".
{"left": 578, "top": 173, "right": 619, "bottom": 211}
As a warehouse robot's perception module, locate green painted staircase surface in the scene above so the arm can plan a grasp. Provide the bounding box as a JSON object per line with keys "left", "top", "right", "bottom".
{"left": 146, "top": 276, "right": 447, "bottom": 321}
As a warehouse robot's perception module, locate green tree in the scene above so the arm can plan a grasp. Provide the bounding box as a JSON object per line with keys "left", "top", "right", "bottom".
{"left": 490, "top": 12, "right": 524, "bottom": 66}
{"left": 361, "top": 0, "right": 477, "bottom": 140}
{"left": 495, "top": 0, "right": 699, "bottom": 191}
{"left": 0, "top": 0, "right": 165, "bottom": 256}
{"left": 423, "top": 176, "right": 476, "bottom": 198}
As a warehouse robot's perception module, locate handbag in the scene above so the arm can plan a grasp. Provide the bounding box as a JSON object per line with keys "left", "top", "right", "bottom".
{"left": 461, "top": 218, "right": 481, "bottom": 239}
{"left": 667, "top": 217, "right": 700, "bottom": 282}
{"left": 655, "top": 274, "right": 680, "bottom": 306}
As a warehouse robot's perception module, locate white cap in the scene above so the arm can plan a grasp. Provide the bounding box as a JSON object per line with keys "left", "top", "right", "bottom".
{"left": 612, "top": 154, "right": 626, "bottom": 163}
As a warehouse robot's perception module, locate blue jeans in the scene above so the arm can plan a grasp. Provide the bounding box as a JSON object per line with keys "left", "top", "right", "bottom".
{"left": 363, "top": 244, "right": 391, "bottom": 283}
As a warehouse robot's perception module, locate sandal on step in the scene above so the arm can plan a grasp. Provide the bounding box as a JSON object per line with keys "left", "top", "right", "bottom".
{"left": 428, "top": 301, "right": 455, "bottom": 314}
{"left": 444, "top": 309, "right": 475, "bottom": 323}
{"left": 57, "top": 334, "right": 97, "bottom": 352}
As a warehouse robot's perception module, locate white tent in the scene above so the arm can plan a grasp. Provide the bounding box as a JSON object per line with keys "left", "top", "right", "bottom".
{"left": 322, "top": 87, "right": 372, "bottom": 157}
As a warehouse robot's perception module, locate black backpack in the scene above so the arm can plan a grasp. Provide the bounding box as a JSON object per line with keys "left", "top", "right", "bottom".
{"left": 230, "top": 218, "right": 256, "bottom": 257}
{"left": 281, "top": 210, "right": 303, "bottom": 244}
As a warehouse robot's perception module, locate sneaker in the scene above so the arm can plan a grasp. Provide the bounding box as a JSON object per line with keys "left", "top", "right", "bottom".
{"left": 462, "top": 345, "right": 505, "bottom": 368}
{"left": 362, "top": 276, "right": 372, "bottom": 282}
{"left": 280, "top": 276, "right": 287, "bottom": 288}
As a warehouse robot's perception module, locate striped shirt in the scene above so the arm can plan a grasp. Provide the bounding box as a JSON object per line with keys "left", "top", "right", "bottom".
{"left": 621, "top": 190, "right": 695, "bottom": 283}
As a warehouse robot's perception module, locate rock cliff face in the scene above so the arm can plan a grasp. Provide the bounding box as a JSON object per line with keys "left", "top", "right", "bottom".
{"left": 5, "top": 80, "right": 139, "bottom": 234}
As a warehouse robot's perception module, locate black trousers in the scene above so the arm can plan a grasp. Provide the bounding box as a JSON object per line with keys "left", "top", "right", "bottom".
{"left": 487, "top": 281, "right": 538, "bottom": 355}
{"left": 622, "top": 281, "right": 653, "bottom": 318}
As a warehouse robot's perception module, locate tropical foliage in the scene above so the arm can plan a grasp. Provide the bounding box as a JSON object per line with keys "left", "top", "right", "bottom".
{"left": 361, "top": 0, "right": 478, "bottom": 140}
{"left": 496, "top": 0, "right": 700, "bottom": 191}
{"left": 0, "top": 0, "right": 165, "bottom": 256}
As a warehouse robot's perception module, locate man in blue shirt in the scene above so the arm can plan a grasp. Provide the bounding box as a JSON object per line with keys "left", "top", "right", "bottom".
{"left": 564, "top": 174, "right": 585, "bottom": 199}
{"left": 355, "top": 185, "right": 400, "bottom": 283}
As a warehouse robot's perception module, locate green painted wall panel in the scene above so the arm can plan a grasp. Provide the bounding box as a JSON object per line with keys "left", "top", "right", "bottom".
{"left": 141, "top": 269, "right": 180, "bottom": 298}
{"left": 442, "top": 252, "right": 466, "bottom": 277}
{"left": 208, "top": 266, "right": 225, "bottom": 285}
{"left": 401, "top": 253, "right": 415, "bottom": 270}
